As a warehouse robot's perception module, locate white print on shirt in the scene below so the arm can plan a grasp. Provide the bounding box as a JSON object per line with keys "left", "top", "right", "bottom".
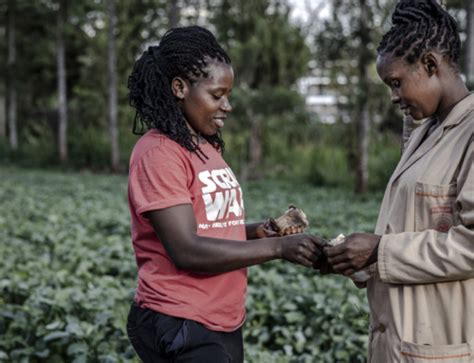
{"left": 198, "top": 168, "right": 245, "bottom": 222}
{"left": 198, "top": 219, "right": 245, "bottom": 230}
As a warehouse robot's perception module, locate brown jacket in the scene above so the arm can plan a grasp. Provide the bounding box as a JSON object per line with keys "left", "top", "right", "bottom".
{"left": 367, "top": 93, "right": 474, "bottom": 362}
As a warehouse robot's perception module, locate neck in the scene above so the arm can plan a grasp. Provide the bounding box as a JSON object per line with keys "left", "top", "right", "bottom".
{"left": 436, "top": 76, "right": 469, "bottom": 122}
{"left": 185, "top": 121, "right": 206, "bottom": 144}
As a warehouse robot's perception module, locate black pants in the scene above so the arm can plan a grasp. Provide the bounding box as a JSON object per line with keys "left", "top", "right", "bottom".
{"left": 126, "top": 303, "right": 244, "bottom": 363}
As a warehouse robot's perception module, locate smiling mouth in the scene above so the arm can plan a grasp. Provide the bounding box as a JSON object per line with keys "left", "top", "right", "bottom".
{"left": 213, "top": 118, "right": 225, "bottom": 128}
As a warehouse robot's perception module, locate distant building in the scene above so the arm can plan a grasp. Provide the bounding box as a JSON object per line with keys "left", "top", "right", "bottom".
{"left": 297, "top": 71, "right": 347, "bottom": 124}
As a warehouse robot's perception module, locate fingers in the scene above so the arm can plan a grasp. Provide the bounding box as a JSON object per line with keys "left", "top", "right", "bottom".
{"left": 331, "top": 261, "right": 352, "bottom": 273}
{"left": 280, "top": 233, "right": 330, "bottom": 268}
{"left": 321, "top": 240, "right": 353, "bottom": 275}
{"left": 310, "top": 235, "right": 328, "bottom": 248}
{"left": 298, "top": 255, "right": 315, "bottom": 268}
{"left": 313, "top": 254, "right": 336, "bottom": 275}
{"left": 326, "top": 253, "right": 346, "bottom": 265}
{"left": 324, "top": 243, "right": 345, "bottom": 257}
{"left": 263, "top": 228, "right": 279, "bottom": 237}
{"left": 309, "top": 236, "right": 328, "bottom": 258}
{"left": 299, "top": 234, "right": 328, "bottom": 258}
{"left": 297, "top": 240, "right": 320, "bottom": 262}
{"left": 287, "top": 236, "right": 323, "bottom": 266}
{"left": 326, "top": 245, "right": 355, "bottom": 273}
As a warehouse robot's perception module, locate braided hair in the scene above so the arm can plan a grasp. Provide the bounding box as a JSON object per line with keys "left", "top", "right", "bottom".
{"left": 128, "top": 26, "right": 231, "bottom": 160}
{"left": 377, "top": 0, "right": 460, "bottom": 70}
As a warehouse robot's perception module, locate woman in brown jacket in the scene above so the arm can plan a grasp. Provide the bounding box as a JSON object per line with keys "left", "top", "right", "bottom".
{"left": 324, "top": 1, "right": 474, "bottom": 361}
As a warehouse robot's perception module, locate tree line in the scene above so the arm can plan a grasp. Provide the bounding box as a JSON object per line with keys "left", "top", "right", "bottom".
{"left": 0, "top": 0, "right": 471, "bottom": 192}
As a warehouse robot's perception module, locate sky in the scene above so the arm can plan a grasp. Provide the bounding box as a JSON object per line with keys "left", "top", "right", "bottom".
{"left": 287, "top": 0, "right": 331, "bottom": 24}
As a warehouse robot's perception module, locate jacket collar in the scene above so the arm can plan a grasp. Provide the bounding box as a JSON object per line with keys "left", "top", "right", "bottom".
{"left": 440, "top": 92, "right": 474, "bottom": 130}
{"left": 388, "top": 92, "right": 473, "bottom": 184}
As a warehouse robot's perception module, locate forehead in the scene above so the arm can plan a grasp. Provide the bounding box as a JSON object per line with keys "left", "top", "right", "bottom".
{"left": 377, "top": 53, "right": 401, "bottom": 74}
{"left": 376, "top": 53, "right": 417, "bottom": 79}
{"left": 196, "top": 60, "right": 234, "bottom": 86}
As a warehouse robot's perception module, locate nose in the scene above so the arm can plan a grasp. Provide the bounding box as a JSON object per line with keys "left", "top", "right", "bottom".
{"left": 221, "top": 97, "right": 232, "bottom": 113}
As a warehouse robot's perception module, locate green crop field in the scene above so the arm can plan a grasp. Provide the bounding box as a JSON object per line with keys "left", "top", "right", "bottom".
{"left": 0, "top": 166, "right": 383, "bottom": 363}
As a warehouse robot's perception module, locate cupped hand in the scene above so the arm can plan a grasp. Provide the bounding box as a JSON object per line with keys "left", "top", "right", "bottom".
{"left": 324, "top": 233, "right": 380, "bottom": 276}
{"left": 279, "top": 233, "right": 327, "bottom": 267}
{"left": 254, "top": 220, "right": 280, "bottom": 239}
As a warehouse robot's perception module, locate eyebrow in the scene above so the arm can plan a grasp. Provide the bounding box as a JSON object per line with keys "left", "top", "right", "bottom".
{"left": 208, "top": 86, "right": 231, "bottom": 92}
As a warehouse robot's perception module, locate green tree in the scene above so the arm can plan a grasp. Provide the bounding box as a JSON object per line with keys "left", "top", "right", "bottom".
{"left": 6, "top": 0, "right": 17, "bottom": 150}
{"left": 57, "top": 0, "right": 68, "bottom": 162}
{"left": 313, "top": 0, "right": 398, "bottom": 193}
{"left": 0, "top": 2, "right": 6, "bottom": 140}
{"left": 210, "top": 0, "right": 311, "bottom": 178}
{"left": 106, "top": 0, "right": 119, "bottom": 171}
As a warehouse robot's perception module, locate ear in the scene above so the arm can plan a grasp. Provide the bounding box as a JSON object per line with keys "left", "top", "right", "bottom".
{"left": 421, "top": 52, "right": 439, "bottom": 76}
{"left": 171, "top": 77, "right": 188, "bottom": 100}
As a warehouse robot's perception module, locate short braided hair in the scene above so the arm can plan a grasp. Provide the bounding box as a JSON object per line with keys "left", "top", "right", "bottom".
{"left": 128, "top": 26, "right": 231, "bottom": 159}
{"left": 377, "top": 0, "right": 460, "bottom": 69}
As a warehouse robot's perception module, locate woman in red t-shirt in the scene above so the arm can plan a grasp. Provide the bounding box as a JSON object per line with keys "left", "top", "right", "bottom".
{"left": 126, "top": 25, "right": 326, "bottom": 362}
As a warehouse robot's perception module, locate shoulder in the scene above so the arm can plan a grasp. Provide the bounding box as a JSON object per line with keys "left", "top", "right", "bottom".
{"left": 129, "top": 131, "right": 188, "bottom": 171}
{"left": 450, "top": 93, "right": 474, "bottom": 129}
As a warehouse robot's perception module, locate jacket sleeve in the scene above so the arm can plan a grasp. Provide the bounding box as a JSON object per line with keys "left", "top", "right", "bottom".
{"left": 377, "top": 139, "right": 474, "bottom": 284}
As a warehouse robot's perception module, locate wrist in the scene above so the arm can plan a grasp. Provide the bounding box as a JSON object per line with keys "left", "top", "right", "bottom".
{"left": 368, "top": 235, "right": 381, "bottom": 265}
{"left": 273, "top": 238, "right": 283, "bottom": 259}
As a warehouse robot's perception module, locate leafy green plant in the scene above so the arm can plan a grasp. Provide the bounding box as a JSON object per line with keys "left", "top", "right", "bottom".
{"left": 0, "top": 167, "right": 382, "bottom": 362}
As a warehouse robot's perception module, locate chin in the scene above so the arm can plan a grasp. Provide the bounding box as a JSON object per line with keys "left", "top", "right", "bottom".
{"left": 410, "top": 111, "right": 426, "bottom": 121}
{"left": 202, "top": 130, "right": 219, "bottom": 137}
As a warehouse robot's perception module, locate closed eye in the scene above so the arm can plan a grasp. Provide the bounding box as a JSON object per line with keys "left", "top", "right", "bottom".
{"left": 211, "top": 93, "right": 223, "bottom": 100}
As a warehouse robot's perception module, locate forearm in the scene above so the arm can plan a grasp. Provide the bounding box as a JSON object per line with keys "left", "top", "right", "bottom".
{"left": 171, "top": 235, "right": 282, "bottom": 273}
{"left": 378, "top": 226, "right": 474, "bottom": 284}
{"left": 147, "top": 205, "right": 322, "bottom": 274}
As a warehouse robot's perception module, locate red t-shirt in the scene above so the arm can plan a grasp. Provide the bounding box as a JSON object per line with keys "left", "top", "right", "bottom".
{"left": 128, "top": 130, "right": 247, "bottom": 332}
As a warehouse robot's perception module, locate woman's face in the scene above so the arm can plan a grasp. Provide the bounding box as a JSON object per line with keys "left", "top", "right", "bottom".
{"left": 175, "top": 61, "right": 234, "bottom": 137}
{"left": 376, "top": 53, "right": 442, "bottom": 120}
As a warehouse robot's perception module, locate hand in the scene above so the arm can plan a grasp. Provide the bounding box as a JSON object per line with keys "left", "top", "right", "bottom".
{"left": 324, "top": 233, "right": 381, "bottom": 276}
{"left": 255, "top": 218, "right": 305, "bottom": 238}
{"left": 254, "top": 219, "right": 280, "bottom": 239}
{"left": 312, "top": 254, "right": 334, "bottom": 274}
{"left": 278, "top": 234, "right": 327, "bottom": 268}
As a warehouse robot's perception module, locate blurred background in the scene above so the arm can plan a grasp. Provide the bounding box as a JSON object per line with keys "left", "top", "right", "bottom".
{"left": 0, "top": 0, "right": 472, "bottom": 362}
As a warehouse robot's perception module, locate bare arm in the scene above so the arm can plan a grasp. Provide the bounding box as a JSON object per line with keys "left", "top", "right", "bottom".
{"left": 147, "top": 204, "right": 326, "bottom": 274}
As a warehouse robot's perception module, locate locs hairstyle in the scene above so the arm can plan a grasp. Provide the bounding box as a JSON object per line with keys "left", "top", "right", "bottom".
{"left": 377, "top": 0, "right": 460, "bottom": 69}
{"left": 128, "top": 26, "right": 231, "bottom": 160}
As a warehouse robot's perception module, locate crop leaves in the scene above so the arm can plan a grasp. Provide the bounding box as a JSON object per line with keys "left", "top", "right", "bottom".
{"left": 0, "top": 167, "right": 381, "bottom": 362}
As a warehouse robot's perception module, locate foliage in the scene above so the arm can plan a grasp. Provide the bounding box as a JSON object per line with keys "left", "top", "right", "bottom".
{"left": 368, "top": 133, "right": 401, "bottom": 190}
{"left": 304, "top": 145, "right": 352, "bottom": 189}
{"left": 222, "top": 86, "right": 312, "bottom": 178}
{"left": 208, "top": 0, "right": 313, "bottom": 176}
{"left": 0, "top": 167, "right": 383, "bottom": 362}
{"left": 0, "top": 0, "right": 471, "bottom": 189}
{"left": 211, "top": 0, "right": 311, "bottom": 89}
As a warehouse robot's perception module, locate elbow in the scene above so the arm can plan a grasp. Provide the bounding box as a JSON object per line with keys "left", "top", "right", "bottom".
{"left": 173, "top": 256, "right": 192, "bottom": 271}
{"left": 161, "top": 236, "right": 211, "bottom": 273}
{"left": 170, "top": 252, "right": 202, "bottom": 272}
{"left": 172, "top": 253, "right": 216, "bottom": 274}
{"left": 169, "top": 252, "right": 191, "bottom": 270}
